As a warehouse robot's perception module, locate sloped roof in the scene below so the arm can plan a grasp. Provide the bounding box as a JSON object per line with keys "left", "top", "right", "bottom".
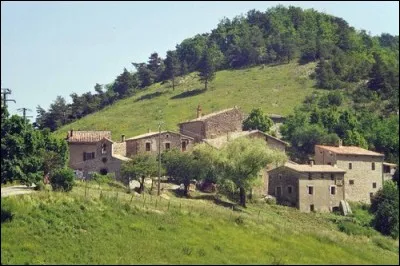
{"left": 112, "top": 154, "right": 131, "bottom": 162}
{"left": 179, "top": 107, "right": 240, "bottom": 124}
{"left": 203, "top": 130, "right": 288, "bottom": 149}
{"left": 316, "top": 145, "right": 384, "bottom": 157}
{"left": 126, "top": 131, "right": 194, "bottom": 141}
{"left": 66, "top": 131, "right": 112, "bottom": 143}
{"left": 270, "top": 162, "right": 346, "bottom": 173}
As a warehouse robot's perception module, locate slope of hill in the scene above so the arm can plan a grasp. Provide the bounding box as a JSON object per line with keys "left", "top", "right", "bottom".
{"left": 1, "top": 182, "right": 398, "bottom": 265}
{"left": 54, "top": 62, "right": 317, "bottom": 140}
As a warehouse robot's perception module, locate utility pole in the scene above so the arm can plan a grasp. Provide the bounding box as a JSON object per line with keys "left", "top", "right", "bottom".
{"left": 17, "top": 107, "right": 33, "bottom": 124}
{"left": 156, "top": 108, "right": 164, "bottom": 196}
{"left": 1, "top": 87, "right": 16, "bottom": 108}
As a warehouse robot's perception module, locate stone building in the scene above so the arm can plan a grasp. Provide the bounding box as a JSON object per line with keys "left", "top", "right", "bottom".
{"left": 383, "top": 162, "right": 397, "bottom": 181}
{"left": 203, "top": 129, "right": 289, "bottom": 197}
{"left": 314, "top": 142, "right": 385, "bottom": 203}
{"left": 268, "top": 162, "right": 346, "bottom": 212}
{"left": 125, "top": 131, "right": 194, "bottom": 157}
{"left": 179, "top": 106, "right": 245, "bottom": 143}
{"left": 66, "top": 130, "right": 130, "bottom": 181}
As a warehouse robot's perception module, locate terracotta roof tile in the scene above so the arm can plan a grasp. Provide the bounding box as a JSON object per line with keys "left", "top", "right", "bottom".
{"left": 66, "top": 131, "right": 111, "bottom": 143}
{"left": 316, "top": 145, "right": 384, "bottom": 156}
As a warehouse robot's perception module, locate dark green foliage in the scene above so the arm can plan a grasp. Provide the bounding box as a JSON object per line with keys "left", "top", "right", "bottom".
{"left": 370, "top": 181, "right": 399, "bottom": 239}
{"left": 50, "top": 168, "right": 75, "bottom": 192}
{"left": 242, "top": 108, "right": 273, "bottom": 132}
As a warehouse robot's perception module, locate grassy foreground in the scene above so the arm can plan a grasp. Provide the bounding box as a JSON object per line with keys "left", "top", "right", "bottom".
{"left": 1, "top": 181, "right": 398, "bottom": 265}
{"left": 54, "top": 62, "right": 318, "bottom": 141}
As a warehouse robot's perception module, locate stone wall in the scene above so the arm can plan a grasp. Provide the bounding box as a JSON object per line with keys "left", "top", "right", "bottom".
{"left": 179, "top": 121, "right": 205, "bottom": 143}
{"left": 68, "top": 143, "right": 97, "bottom": 167}
{"left": 336, "top": 155, "right": 383, "bottom": 203}
{"left": 113, "top": 142, "right": 126, "bottom": 156}
{"left": 268, "top": 168, "right": 299, "bottom": 207}
{"left": 314, "top": 146, "right": 384, "bottom": 203}
{"left": 268, "top": 167, "right": 345, "bottom": 212}
{"left": 68, "top": 139, "right": 125, "bottom": 181}
{"left": 298, "top": 172, "right": 344, "bottom": 213}
{"left": 204, "top": 109, "right": 244, "bottom": 139}
{"left": 126, "top": 132, "right": 194, "bottom": 157}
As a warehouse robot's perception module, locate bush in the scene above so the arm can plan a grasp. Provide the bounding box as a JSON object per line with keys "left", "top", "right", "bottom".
{"left": 34, "top": 181, "right": 45, "bottom": 191}
{"left": 370, "top": 180, "right": 399, "bottom": 239}
{"left": 337, "top": 220, "right": 376, "bottom": 237}
{"left": 50, "top": 168, "right": 75, "bottom": 192}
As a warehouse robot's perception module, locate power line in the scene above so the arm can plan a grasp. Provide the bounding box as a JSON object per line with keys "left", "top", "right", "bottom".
{"left": 17, "top": 107, "right": 33, "bottom": 123}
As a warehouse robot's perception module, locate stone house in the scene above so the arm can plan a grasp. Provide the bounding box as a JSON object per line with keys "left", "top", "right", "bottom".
{"left": 125, "top": 131, "right": 194, "bottom": 157}
{"left": 66, "top": 130, "right": 131, "bottom": 181}
{"left": 383, "top": 162, "right": 397, "bottom": 181}
{"left": 203, "top": 129, "right": 289, "bottom": 197}
{"left": 179, "top": 105, "right": 245, "bottom": 143}
{"left": 268, "top": 162, "right": 346, "bottom": 213}
{"left": 314, "top": 143, "right": 385, "bottom": 203}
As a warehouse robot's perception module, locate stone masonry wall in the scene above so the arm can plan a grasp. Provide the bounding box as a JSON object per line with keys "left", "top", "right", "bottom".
{"left": 268, "top": 168, "right": 299, "bottom": 207}
{"left": 298, "top": 172, "right": 344, "bottom": 213}
{"left": 204, "top": 109, "right": 244, "bottom": 139}
{"left": 179, "top": 121, "right": 205, "bottom": 143}
{"left": 113, "top": 142, "right": 126, "bottom": 157}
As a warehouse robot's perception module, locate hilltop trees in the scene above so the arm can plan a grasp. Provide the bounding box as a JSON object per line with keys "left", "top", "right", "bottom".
{"left": 164, "top": 50, "right": 180, "bottom": 90}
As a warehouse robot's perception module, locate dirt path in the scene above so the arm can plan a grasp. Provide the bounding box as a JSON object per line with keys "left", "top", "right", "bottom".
{"left": 1, "top": 185, "right": 36, "bottom": 197}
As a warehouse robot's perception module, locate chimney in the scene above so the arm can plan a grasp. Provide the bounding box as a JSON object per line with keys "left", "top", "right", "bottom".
{"left": 197, "top": 105, "right": 202, "bottom": 118}
{"left": 309, "top": 160, "right": 314, "bottom": 166}
{"left": 121, "top": 134, "right": 125, "bottom": 142}
{"left": 338, "top": 139, "right": 343, "bottom": 147}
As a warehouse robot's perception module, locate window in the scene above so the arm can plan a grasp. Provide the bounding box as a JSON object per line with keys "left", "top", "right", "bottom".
{"left": 102, "top": 157, "right": 107, "bottom": 163}
{"left": 308, "top": 173, "right": 312, "bottom": 180}
{"left": 83, "top": 152, "right": 95, "bottom": 161}
{"left": 330, "top": 174, "right": 334, "bottom": 180}
{"left": 308, "top": 186, "right": 314, "bottom": 195}
{"left": 372, "top": 162, "right": 375, "bottom": 170}
{"left": 287, "top": 186, "right": 293, "bottom": 194}
{"left": 330, "top": 186, "right": 336, "bottom": 195}
{"left": 321, "top": 173, "right": 324, "bottom": 179}
{"left": 100, "top": 168, "right": 108, "bottom": 175}
{"left": 165, "top": 143, "right": 171, "bottom": 150}
{"left": 145, "top": 142, "right": 151, "bottom": 152}
{"left": 181, "top": 141, "right": 187, "bottom": 152}
{"left": 166, "top": 134, "right": 169, "bottom": 139}
{"left": 349, "top": 180, "right": 354, "bottom": 185}
{"left": 276, "top": 186, "right": 282, "bottom": 197}
{"left": 327, "top": 162, "right": 332, "bottom": 165}
{"left": 348, "top": 163, "right": 352, "bottom": 170}
{"left": 310, "top": 204, "right": 315, "bottom": 212}
{"left": 372, "top": 182, "right": 377, "bottom": 189}
{"left": 101, "top": 143, "right": 107, "bottom": 154}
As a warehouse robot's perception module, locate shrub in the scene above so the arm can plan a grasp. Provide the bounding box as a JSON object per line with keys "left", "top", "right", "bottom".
{"left": 1, "top": 207, "right": 13, "bottom": 223}
{"left": 337, "top": 220, "right": 376, "bottom": 237}
{"left": 34, "top": 181, "right": 45, "bottom": 191}
{"left": 370, "top": 180, "right": 399, "bottom": 239}
{"left": 50, "top": 168, "right": 75, "bottom": 192}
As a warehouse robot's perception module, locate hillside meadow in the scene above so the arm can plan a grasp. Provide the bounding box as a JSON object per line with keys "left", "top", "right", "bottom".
{"left": 1, "top": 181, "right": 398, "bottom": 265}
{"left": 54, "top": 62, "right": 319, "bottom": 141}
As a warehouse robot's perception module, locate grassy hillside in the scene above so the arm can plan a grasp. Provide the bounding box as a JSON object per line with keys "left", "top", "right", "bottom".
{"left": 54, "top": 62, "right": 318, "bottom": 141}
{"left": 1, "top": 182, "right": 398, "bottom": 265}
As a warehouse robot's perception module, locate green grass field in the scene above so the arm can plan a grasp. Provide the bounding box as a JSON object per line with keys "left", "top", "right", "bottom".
{"left": 1, "top": 181, "right": 398, "bottom": 265}
{"left": 54, "top": 62, "right": 319, "bottom": 141}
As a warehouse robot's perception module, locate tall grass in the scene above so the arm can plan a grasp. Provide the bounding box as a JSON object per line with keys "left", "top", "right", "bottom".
{"left": 1, "top": 182, "right": 398, "bottom": 265}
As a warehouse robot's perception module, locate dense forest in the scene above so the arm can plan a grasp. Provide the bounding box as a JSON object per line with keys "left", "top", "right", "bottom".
{"left": 34, "top": 5, "right": 399, "bottom": 162}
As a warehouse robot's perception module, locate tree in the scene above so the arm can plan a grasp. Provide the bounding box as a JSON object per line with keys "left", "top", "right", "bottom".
{"left": 219, "top": 137, "right": 287, "bottom": 207}
{"left": 164, "top": 50, "right": 180, "bottom": 90}
{"left": 242, "top": 108, "right": 273, "bottom": 132}
{"left": 198, "top": 48, "right": 216, "bottom": 90}
{"left": 370, "top": 180, "right": 399, "bottom": 239}
{"left": 50, "top": 168, "right": 75, "bottom": 192}
{"left": 121, "top": 154, "right": 157, "bottom": 193}
{"left": 113, "top": 68, "right": 136, "bottom": 98}
{"left": 162, "top": 149, "right": 204, "bottom": 197}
